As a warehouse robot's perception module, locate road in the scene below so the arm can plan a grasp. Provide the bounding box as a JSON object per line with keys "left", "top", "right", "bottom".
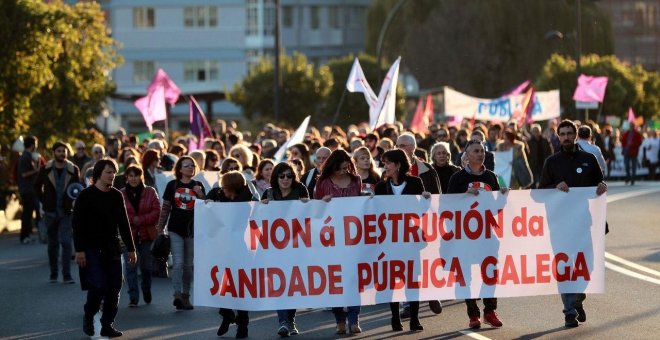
{"left": 1, "top": 181, "right": 659, "bottom": 339}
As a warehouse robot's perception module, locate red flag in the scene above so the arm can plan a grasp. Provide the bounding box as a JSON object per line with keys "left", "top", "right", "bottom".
{"left": 410, "top": 94, "right": 434, "bottom": 133}
{"left": 521, "top": 87, "right": 536, "bottom": 125}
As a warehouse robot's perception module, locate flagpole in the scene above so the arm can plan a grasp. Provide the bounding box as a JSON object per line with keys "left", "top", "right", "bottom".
{"left": 330, "top": 88, "right": 348, "bottom": 126}
{"left": 165, "top": 104, "right": 171, "bottom": 144}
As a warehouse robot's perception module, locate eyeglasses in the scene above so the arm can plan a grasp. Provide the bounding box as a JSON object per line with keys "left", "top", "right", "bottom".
{"left": 278, "top": 173, "right": 294, "bottom": 179}
{"left": 181, "top": 164, "right": 195, "bottom": 169}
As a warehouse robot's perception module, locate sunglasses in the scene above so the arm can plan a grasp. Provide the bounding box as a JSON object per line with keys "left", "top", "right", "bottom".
{"left": 278, "top": 173, "right": 294, "bottom": 179}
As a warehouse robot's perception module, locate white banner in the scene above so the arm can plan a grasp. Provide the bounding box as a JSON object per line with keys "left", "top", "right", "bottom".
{"left": 193, "top": 170, "right": 221, "bottom": 193}
{"left": 194, "top": 188, "right": 606, "bottom": 310}
{"left": 444, "top": 87, "right": 560, "bottom": 122}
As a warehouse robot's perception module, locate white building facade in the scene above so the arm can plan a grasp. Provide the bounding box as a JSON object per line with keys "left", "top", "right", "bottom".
{"left": 101, "top": 0, "right": 370, "bottom": 132}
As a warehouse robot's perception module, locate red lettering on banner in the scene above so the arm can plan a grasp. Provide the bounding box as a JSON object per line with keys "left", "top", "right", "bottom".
{"left": 536, "top": 253, "right": 551, "bottom": 283}
{"left": 422, "top": 212, "right": 438, "bottom": 242}
{"left": 344, "top": 216, "right": 362, "bottom": 245}
{"left": 520, "top": 255, "right": 535, "bottom": 284}
{"left": 481, "top": 256, "right": 498, "bottom": 285}
{"left": 211, "top": 265, "right": 344, "bottom": 298}
{"left": 249, "top": 218, "right": 313, "bottom": 250}
{"left": 403, "top": 214, "right": 421, "bottom": 242}
{"left": 364, "top": 214, "right": 377, "bottom": 244}
{"left": 210, "top": 265, "right": 220, "bottom": 295}
{"left": 356, "top": 257, "right": 465, "bottom": 292}
{"left": 512, "top": 207, "right": 544, "bottom": 237}
{"left": 390, "top": 260, "right": 406, "bottom": 289}
{"left": 553, "top": 253, "right": 571, "bottom": 282}
{"left": 572, "top": 252, "right": 590, "bottom": 281}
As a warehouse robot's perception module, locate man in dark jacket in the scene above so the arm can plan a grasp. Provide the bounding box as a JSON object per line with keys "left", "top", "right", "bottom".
{"left": 539, "top": 120, "right": 607, "bottom": 328}
{"left": 527, "top": 124, "right": 553, "bottom": 188}
{"left": 34, "top": 141, "right": 80, "bottom": 283}
{"left": 17, "top": 136, "right": 40, "bottom": 244}
{"left": 300, "top": 147, "right": 330, "bottom": 198}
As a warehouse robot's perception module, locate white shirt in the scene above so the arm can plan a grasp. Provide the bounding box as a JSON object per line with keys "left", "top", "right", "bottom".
{"left": 576, "top": 139, "right": 607, "bottom": 173}
{"left": 640, "top": 137, "right": 660, "bottom": 164}
{"left": 390, "top": 181, "right": 407, "bottom": 195}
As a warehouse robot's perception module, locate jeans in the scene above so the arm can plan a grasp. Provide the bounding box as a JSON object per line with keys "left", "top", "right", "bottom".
{"left": 465, "top": 298, "right": 497, "bottom": 317}
{"left": 561, "top": 293, "right": 586, "bottom": 316}
{"left": 277, "top": 309, "right": 297, "bottom": 325}
{"left": 332, "top": 306, "right": 360, "bottom": 325}
{"left": 83, "top": 248, "right": 123, "bottom": 326}
{"left": 170, "top": 232, "right": 193, "bottom": 295}
{"left": 122, "top": 240, "right": 153, "bottom": 301}
{"left": 44, "top": 212, "right": 72, "bottom": 280}
{"left": 624, "top": 155, "right": 638, "bottom": 183}
{"left": 19, "top": 192, "right": 37, "bottom": 242}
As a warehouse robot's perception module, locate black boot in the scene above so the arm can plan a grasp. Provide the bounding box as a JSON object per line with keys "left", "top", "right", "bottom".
{"left": 236, "top": 325, "right": 248, "bottom": 339}
{"left": 217, "top": 317, "right": 234, "bottom": 336}
{"left": 409, "top": 302, "right": 424, "bottom": 331}
{"left": 83, "top": 315, "right": 94, "bottom": 336}
{"left": 100, "top": 323, "right": 123, "bottom": 338}
{"left": 389, "top": 303, "right": 403, "bottom": 331}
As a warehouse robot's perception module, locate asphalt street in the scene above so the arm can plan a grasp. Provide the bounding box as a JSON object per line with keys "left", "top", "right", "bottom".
{"left": 1, "top": 181, "right": 659, "bottom": 340}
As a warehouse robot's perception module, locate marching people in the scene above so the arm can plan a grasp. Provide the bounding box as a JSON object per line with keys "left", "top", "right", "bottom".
{"left": 72, "top": 159, "right": 136, "bottom": 337}
{"left": 430, "top": 142, "right": 461, "bottom": 194}
{"left": 375, "top": 149, "right": 431, "bottom": 332}
{"left": 261, "top": 162, "right": 310, "bottom": 337}
{"left": 207, "top": 171, "right": 259, "bottom": 339}
{"left": 252, "top": 158, "right": 274, "bottom": 196}
{"left": 621, "top": 123, "right": 642, "bottom": 185}
{"left": 300, "top": 146, "right": 331, "bottom": 197}
{"left": 119, "top": 164, "right": 161, "bottom": 307}
{"left": 539, "top": 119, "right": 607, "bottom": 328}
{"left": 17, "top": 135, "right": 40, "bottom": 244}
{"left": 34, "top": 141, "right": 80, "bottom": 283}
{"left": 157, "top": 156, "right": 206, "bottom": 311}
{"left": 313, "top": 149, "right": 363, "bottom": 335}
{"left": 447, "top": 139, "right": 506, "bottom": 329}
{"left": 352, "top": 146, "right": 381, "bottom": 195}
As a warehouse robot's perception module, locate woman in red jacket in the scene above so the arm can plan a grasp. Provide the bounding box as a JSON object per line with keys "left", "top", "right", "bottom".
{"left": 120, "top": 164, "right": 161, "bottom": 307}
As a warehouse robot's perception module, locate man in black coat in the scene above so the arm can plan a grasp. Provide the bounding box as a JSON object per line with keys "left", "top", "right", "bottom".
{"left": 34, "top": 141, "right": 80, "bottom": 283}
{"left": 539, "top": 120, "right": 607, "bottom": 328}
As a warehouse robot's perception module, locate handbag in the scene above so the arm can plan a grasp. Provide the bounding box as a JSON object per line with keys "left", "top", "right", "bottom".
{"left": 150, "top": 234, "right": 171, "bottom": 261}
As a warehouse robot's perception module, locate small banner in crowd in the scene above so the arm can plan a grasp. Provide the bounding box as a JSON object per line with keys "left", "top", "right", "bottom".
{"left": 444, "top": 87, "right": 560, "bottom": 122}
{"left": 194, "top": 188, "right": 606, "bottom": 311}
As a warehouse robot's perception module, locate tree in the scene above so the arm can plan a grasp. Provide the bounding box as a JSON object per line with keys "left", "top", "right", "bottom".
{"left": 0, "top": 0, "right": 122, "bottom": 147}
{"left": 324, "top": 53, "right": 406, "bottom": 126}
{"left": 535, "top": 54, "right": 653, "bottom": 121}
{"left": 229, "top": 52, "right": 333, "bottom": 128}
{"left": 366, "top": 0, "right": 613, "bottom": 97}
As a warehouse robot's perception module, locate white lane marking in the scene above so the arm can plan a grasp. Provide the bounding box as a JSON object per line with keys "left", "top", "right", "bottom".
{"left": 459, "top": 330, "right": 493, "bottom": 340}
{"left": 605, "top": 262, "right": 660, "bottom": 285}
{"left": 605, "top": 252, "right": 660, "bottom": 278}
{"left": 606, "top": 188, "right": 660, "bottom": 203}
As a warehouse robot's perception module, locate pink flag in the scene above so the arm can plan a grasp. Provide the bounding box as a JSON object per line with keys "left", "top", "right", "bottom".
{"left": 573, "top": 74, "right": 608, "bottom": 102}
{"left": 134, "top": 84, "right": 166, "bottom": 132}
{"left": 148, "top": 69, "right": 181, "bottom": 105}
{"left": 134, "top": 68, "right": 181, "bottom": 131}
{"left": 627, "top": 107, "right": 635, "bottom": 123}
{"left": 502, "top": 80, "right": 531, "bottom": 96}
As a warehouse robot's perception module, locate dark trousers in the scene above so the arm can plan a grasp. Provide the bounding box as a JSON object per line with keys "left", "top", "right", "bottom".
{"left": 219, "top": 308, "right": 249, "bottom": 326}
{"left": 19, "top": 192, "right": 37, "bottom": 241}
{"left": 391, "top": 301, "right": 419, "bottom": 321}
{"left": 83, "top": 249, "right": 123, "bottom": 326}
{"left": 466, "top": 298, "right": 497, "bottom": 317}
{"left": 45, "top": 213, "right": 72, "bottom": 280}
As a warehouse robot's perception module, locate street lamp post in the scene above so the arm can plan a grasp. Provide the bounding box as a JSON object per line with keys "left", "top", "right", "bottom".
{"left": 375, "top": 0, "right": 408, "bottom": 82}
{"left": 273, "top": 0, "right": 282, "bottom": 121}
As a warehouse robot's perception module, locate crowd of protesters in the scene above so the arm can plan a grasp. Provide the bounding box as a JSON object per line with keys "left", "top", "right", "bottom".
{"left": 3, "top": 115, "right": 659, "bottom": 337}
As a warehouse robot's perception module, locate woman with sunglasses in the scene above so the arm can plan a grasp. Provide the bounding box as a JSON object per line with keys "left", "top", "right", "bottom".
{"left": 156, "top": 156, "right": 206, "bottom": 311}
{"left": 261, "top": 162, "right": 309, "bottom": 337}
{"left": 314, "top": 149, "right": 363, "bottom": 335}
{"left": 206, "top": 171, "right": 259, "bottom": 339}
{"left": 375, "top": 149, "right": 431, "bottom": 332}
{"left": 447, "top": 139, "right": 507, "bottom": 330}
{"left": 228, "top": 144, "right": 255, "bottom": 180}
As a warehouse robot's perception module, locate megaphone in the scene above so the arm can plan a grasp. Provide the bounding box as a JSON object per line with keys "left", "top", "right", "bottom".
{"left": 66, "top": 182, "right": 84, "bottom": 200}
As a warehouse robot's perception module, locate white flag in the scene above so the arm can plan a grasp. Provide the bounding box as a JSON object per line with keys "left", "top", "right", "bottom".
{"left": 369, "top": 57, "right": 401, "bottom": 130}
{"left": 346, "top": 58, "right": 377, "bottom": 106}
{"left": 273, "top": 116, "right": 311, "bottom": 162}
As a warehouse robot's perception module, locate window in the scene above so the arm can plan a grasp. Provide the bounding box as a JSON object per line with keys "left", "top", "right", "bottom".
{"left": 310, "top": 6, "right": 319, "bottom": 29}
{"left": 246, "top": 0, "right": 258, "bottom": 36}
{"left": 184, "top": 6, "right": 218, "bottom": 27}
{"left": 133, "top": 7, "right": 154, "bottom": 28}
{"left": 246, "top": 49, "right": 261, "bottom": 70}
{"left": 133, "top": 61, "right": 156, "bottom": 84}
{"left": 282, "top": 6, "right": 293, "bottom": 28}
{"left": 184, "top": 61, "right": 219, "bottom": 82}
{"left": 349, "top": 6, "right": 365, "bottom": 26}
{"left": 328, "top": 6, "right": 341, "bottom": 29}
{"left": 263, "top": 0, "right": 276, "bottom": 36}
